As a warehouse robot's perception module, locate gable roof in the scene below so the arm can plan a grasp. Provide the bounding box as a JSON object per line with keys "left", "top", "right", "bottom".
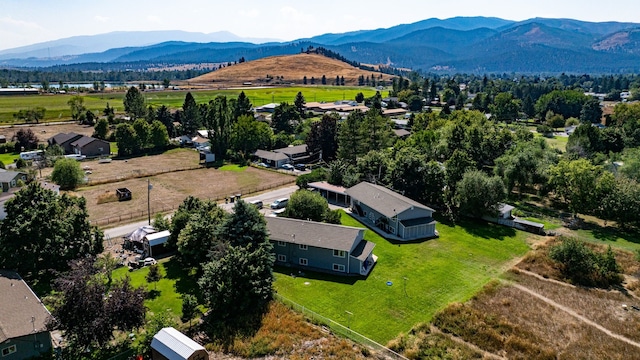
{"left": 0, "top": 270, "right": 51, "bottom": 342}
{"left": 151, "top": 327, "right": 206, "bottom": 360}
{"left": 274, "top": 144, "right": 307, "bottom": 155}
{"left": 345, "top": 182, "right": 434, "bottom": 218}
{"left": 308, "top": 181, "right": 347, "bottom": 195}
{"left": 70, "top": 135, "right": 108, "bottom": 148}
{"left": 0, "top": 170, "right": 25, "bottom": 183}
{"left": 266, "top": 217, "right": 363, "bottom": 252}
{"left": 254, "top": 149, "right": 289, "bottom": 162}
{"left": 48, "top": 132, "right": 82, "bottom": 145}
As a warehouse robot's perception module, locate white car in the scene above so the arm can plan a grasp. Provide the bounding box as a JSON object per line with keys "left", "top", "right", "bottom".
{"left": 281, "top": 164, "right": 294, "bottom": 170}
{"left": 143, "top": 257, "right": 157, "bottom": 266}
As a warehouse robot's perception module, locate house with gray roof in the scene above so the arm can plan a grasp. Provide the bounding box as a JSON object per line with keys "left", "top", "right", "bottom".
{"left": 47, "top": 132, "right": 83, "bottom": 154}
{"left": 70, "top": 136, "right": 110, "bottom": 157}
{"left": 345, "top": 182, "right": 438, "bottom": 241}
{"left": 274, "top": 144, "right": 310, "bottom": 163}
{"left": 0, "top": 170, "right": 27, "bottom": 192}
{"left": 253, "top": 149, "right": 290, "bottom": 168}
{"left": 266, "top": 217, "right": 376, "bottom": 276}
{"left": 0, "top": 270, "right": 52, "bottom": 360}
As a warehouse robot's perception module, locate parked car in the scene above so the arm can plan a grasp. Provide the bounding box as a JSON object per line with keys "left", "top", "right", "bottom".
{"left": 294, "top": 164, "right": 306, "bottom": 171}
{"left": 257, "top": 162, "right": 270, "bottom": 168}
{"left": 270, "top": 198, "right": 289, "bottom": 209}
{"left": 281, "top": 163, "right": 294, "bottom": 170}
{"left": 143, "top": 257, "right": 157, "bottom": 266}
{"left": 249, "top": 200, "right": 263, "bottom": 209}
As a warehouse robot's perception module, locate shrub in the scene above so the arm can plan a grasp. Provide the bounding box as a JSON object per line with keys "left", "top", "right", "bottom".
{"left": 549, "top": 237, "right": 622, "bottom": 287}
{"left": 295, "top": 167, "right": 328, "bottom": 188}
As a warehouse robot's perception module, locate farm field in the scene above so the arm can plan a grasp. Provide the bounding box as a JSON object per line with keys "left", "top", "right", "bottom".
{"left": 0, "top": 86, "right": 380, "bottom": 123}
{"left": 273, "top": 212, "right": 537, "bottom": 344}
{"left": 77, "top": 161, "right": 294, "bottom": 224}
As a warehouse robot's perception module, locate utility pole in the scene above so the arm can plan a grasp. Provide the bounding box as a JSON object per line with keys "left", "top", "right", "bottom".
{"left": 147, "top": 179, "right": 153, "bottom": 225}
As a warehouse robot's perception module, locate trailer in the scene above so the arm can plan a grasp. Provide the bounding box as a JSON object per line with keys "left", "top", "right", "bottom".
{"left": 116, "top": 188, "right": 132, "bottom": 201}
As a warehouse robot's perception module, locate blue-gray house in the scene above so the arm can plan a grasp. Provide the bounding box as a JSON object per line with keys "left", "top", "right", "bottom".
{"left": 266, "top": 217, "right": 376, "bottom": 276}
{"left": 0, "top": 270, "right": 52, "bottom": 360}
{"left": 345, "top": 182, "right": 438, "bottom": 241}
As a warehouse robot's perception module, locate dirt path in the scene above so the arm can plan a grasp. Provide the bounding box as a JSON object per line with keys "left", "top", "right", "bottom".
{"left": 512, "top": 283, "right": 640, "bottom": 349}
{"left": 429, "top": 325, "right": 506, "bottom": 360}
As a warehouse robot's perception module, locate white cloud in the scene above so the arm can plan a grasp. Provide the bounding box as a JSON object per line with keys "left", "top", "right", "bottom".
{"left": 239, "top": 8, "right": 259, "bottom": 19}
{"left": 146, "top": 15, "right": 163, "bottom": 24}
{"left": 279, "top": 6, "right": 313, "bottom": 23}
{"left": 0, "top": 16, "right": 45, "bottom": 31}
{"left": 94, "top": 15, "right": 110, "bottom": 23}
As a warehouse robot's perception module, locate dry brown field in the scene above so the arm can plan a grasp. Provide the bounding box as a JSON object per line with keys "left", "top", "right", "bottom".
{"left": 76, "top": 165, "right": 294, "bottom": 224}
{"left": 189, "top": 53, "right": 395, "bottom": 87}
{"left": 0, "top": 122, "right": 94, "bottom": 144}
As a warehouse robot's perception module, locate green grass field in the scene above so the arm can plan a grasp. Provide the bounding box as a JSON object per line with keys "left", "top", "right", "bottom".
{"left": 112, "top": 258, "right": 199, "bottom": 318}
{"left": 273, "top": 212, "right": 531, "bottom": 344}
{"left": 533, "top": 131, "right": 569, "bottom": 152}
{"left": 0, "top": 152, "right": 19, "bottom": 165}
{"left": 0, "top": 87, "right": 378, "bottom": 124}
{"left": 218, "top": 164, "right": 248, "bottom": 172}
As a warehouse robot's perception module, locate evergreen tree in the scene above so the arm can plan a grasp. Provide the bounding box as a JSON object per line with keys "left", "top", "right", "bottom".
{"left": 337, "top": 110, "right": 365, "bottom": 164}
{"left": 294, "top": 91, "right": 306, "bottom": 117}
{"left": 123, "top": 86, "right": 146, "bottom": 120}
{"left": 181, "top": 92, "right": 200, "bottom": 136}
{"left": 306, "top": 112, "right": 339, "bottom": 161}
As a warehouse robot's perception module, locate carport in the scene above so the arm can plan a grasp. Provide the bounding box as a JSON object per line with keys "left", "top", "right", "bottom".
{"left": 308, "top": 181, "right": 350, "bottom": 206}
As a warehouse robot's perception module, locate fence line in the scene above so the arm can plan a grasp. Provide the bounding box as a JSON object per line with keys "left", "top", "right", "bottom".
{"left": 86, "top": 164, "right": 203, "bottom": 186}
{"left": 275, "top": 293, "right": 408, "bottom": 360}
{"left": 90, "top": 179, "right": 296, "bottom": 227}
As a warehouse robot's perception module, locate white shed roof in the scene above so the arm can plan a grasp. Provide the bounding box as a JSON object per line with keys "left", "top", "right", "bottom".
{"left": 145, "top": 230, "right": 171, "bottom": 246}
{"left": 151, "top": 327, "right": 206, "bottom": 360}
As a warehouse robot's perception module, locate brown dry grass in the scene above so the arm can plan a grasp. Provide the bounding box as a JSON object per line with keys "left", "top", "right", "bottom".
{"left": 78, "top": 166, "right": 294, "bottom": 223}
{"left": 189, "top": 53, "right": 395, "bottom": 86}
{"left": 207, "top": 301, "right": 374, "bottom": 359}
{"left": 0, "top": 123, "right": 95, "bottom": 145}
{"left": 41, "top": 148, "right": 201, "bottom": 181}
{"left": 387, "top": 323, "right": 485, "bottom": 359}
{"left": 506, "top": 271, "right": 640, "bottom": 343}
{"left": 96, "top": 191, "right": 118, "bottom": 204}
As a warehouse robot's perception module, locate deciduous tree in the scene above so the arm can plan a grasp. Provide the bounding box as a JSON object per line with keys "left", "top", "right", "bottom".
{"left": 51, "top": 157, "right": 85, "bottom": 190}
{"left": 123, "top": 86, "right": 146, "bottom": 120}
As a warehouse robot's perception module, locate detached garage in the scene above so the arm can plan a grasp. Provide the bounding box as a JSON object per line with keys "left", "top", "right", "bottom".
{"left": 151, "top": 327, "right": 208, "bottom": 360}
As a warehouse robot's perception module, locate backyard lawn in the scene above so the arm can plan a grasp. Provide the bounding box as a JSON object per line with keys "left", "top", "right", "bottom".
{"left": 274, "top": 212, "right": 533, "bottom": 344}
{"left": 112, "top": 257, "right": 200, "bottom": 319}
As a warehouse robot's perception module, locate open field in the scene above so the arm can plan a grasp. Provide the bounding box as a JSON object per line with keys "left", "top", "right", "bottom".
{"left": 0, "top": 122, "right": 95, "bottom": 144}
{"left": 77, "top": 164, "right": 294, "bottom": 224}
{"left": 189, "top": 53, "right": 395, "bottom": 87}
{"left": 0, "top": 86, "right": 380, "bottom": 123}
{"left": 273, "top": 212, "right": 536, "bottom": 344}
{"left": 533, "top": 131, "right": 569, "bottom": 152}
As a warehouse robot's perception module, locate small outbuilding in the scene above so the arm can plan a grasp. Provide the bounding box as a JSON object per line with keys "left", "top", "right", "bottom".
{"left": 151, "top": 327, "right": 208, "bottom": 360}
{"left": 144, "top": 230, "right": 171, "bottom": 258}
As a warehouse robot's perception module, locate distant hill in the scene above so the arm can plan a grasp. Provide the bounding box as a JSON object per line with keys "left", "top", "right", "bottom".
{"left": 189, "top": 53, "right": 395, "bottom": 86}
{"left": 4, "top": 16, "right": 640, "bottom": 73}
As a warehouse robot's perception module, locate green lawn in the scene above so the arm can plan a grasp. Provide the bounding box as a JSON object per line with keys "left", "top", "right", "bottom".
{"left": 533, "top": 132, "right": 569, "bottom": 152}
{"left": 112, "top": 258, "right": 199, "bottom": 318}
{"left": 0, "top": 87, "right": 377, "bottom": 124}
{"left": 109, "top": 142, "right": 118, "bottom": 155}
{"left": 0, "top": 153, "right": 19, "bottom": 165}
{"left": 273, "top": 212, "right": 531, "bottom": 343}
{"left": 521, "top": 217, "right": 562, "bottom": 230}
{"left": 219, "top": 164, "right": 247, "bottom": 172}
{"left": 574, "top": 227, "right": 640, "bottom": 252}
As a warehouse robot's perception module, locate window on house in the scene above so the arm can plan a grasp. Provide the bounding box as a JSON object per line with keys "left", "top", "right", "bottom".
{"left": 333, "top": 250, "right": 346, "bottom": 258}
{"left": 299, "top": 258, "right": 308, "bottom": 266}
{"left": 333, "top": 263, "right": 346, "bottom": 272}
{"left": 277, "top": 254, "right": 286, "bottom": 262}
{"left": 2, "top": 345, "right": 17, "bottom": 356}
{"left": 277, "top": 241, "right": 287, "bottom": 247}
{"left": 299, "top": 244, "right": 308, "bottom": 250}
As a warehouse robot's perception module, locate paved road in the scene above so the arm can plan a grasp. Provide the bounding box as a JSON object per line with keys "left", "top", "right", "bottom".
{"left": 103, "top": 185, "right": 300, "bottom": 240}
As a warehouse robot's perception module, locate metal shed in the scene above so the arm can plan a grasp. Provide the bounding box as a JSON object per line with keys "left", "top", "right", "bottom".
{"left": 144, "top": 230, "right": 171, "bottom": 257}
{"left": 151, "top": 327, "right": 208, "bottom": 360}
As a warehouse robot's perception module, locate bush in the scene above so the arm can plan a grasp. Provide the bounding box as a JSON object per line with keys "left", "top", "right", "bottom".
{"left": 15, "top": 158, "right": 27, "bottom": 169}
{"left": 51, "top": 157, "right": 85, "bottom": 190}
{"left": 295, "top": 168, "right": 328, "bottom": 188}
{"left": 549, "top": 237, "right": 622, "bottom": 287}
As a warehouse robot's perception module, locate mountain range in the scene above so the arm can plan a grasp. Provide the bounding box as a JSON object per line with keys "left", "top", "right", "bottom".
{"left": 3, "top": 16, "right": 640, "bottom": 73}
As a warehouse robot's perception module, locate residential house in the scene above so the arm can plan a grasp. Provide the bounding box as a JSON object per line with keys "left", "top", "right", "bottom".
{"left": 151, "top": 327, "right": 208, "bottom": 360}
{"left": 308, "top": 181, "right": 350, "bottom": 206}
{"left": 0, "top": 170, "right": 27, "bottom": 192}
{"left": 0, "top": 270, "right": 52, "bottom": 360}
{"left": 392, "top": 129, "right": 411, "bottom": 139}
{"left": 47, "top": 132, "right": 83, "bottom": 154}
{"left": 274, "top": 144, "right": 310, "bottom": 164}
{"left": 254, "top": 149, "right": 290, "bottom": 168}
{"left": 266, "top": 217, "right": 376, "bottom": 276}
{"left": 345, "top": 182, "right": 438, "bottom": 241}
{"left": 70, "top": 135, "right": 110, "bottom": 157}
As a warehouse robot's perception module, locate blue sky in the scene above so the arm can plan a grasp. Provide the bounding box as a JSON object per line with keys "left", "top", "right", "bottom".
{"left": 2, "top": 0, "right": 640, "bottom": 50}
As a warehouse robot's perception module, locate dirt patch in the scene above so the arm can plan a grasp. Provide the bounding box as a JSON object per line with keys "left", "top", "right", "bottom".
{"left": 0, "top": 122, "right": 95, "bottom": 144}
{"left": 79, "top": 166, "right": 294, "bottom": 225}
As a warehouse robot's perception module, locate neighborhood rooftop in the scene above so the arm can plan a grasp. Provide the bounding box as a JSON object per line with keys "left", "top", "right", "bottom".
{"left": 346, "top": 182, "right": 434, "bottom": 219}
{"left": 266, "top": 217, "right": 364, "bottom": 252}
{"left": 70, "top": 135, "right": 100, "bottom": 148}
{"left": 274, "top": 144, "right": 308, "bottom": 155}
{"left": 0, "top": 270, "right": 50, "bottom": 342}
{"left": 254, "top": 149, "right": 289, "bottom": 162}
